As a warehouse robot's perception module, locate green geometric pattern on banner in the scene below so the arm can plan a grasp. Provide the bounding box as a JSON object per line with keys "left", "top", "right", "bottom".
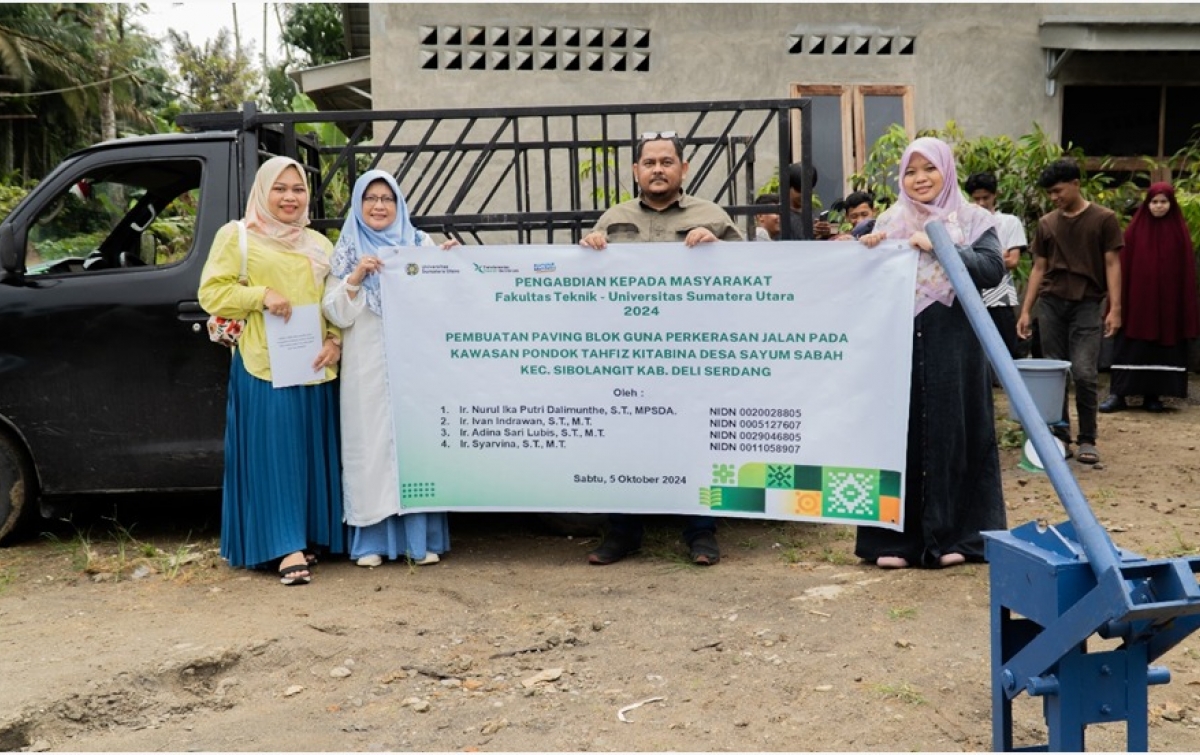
{"left": 698, "top": 462, "right": 900, "bottom": 521}
{"left": 704, "top": 486, "right": 766, "bottom": 513}
{"left": 401, "top": 481, "right": 437, "bottom": 499}
{"left": 711, "top": 462, "right": 737, "bottom": 485}
{"left": 738, "top": 462, "right": 768, "bottom": 488}
{"left": 880, "top": 469, "right": 901, "bottom": 498}
{"left": 793, "top": 464, "right": 823, "bottom": 492}
{"left": 821, "top": 466, "right": 880, "bottom": 520}
{"left": 765, "top": 463, "right": 795, "bottom": 489}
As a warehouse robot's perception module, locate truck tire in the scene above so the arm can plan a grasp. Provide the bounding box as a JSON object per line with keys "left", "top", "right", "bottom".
{"left": 0, "top": 434, "right": 35, "bottom": 544}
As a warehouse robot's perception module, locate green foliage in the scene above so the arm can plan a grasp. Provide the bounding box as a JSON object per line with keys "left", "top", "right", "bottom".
{"left": 847, "top": 123, "right": 912, "bottom": 208}
{"left": 0, "top": 180, "right": 32, "bottom": 222}
{"left": 872, "top": 682, "right": 927, "bottom": 705}
{"left": 851, "top": 120, "right": 1143, "bottom": 224}
{"left": 757, "top": 169, "right": 823, "bottom": 211}
{"left": 0, "top": 4, "right": 169, "bottom": 175}
{"left": 579, "top": 147, "right": 630, "bottom": 206}
{"left": 849, "top": 120, "right": 1150, "bottom": 285}
{"left": 65, "top": 4, "right": 168, "bottom": 140}
{"left": 1170, "top": 138, "right": 1200, "bottom": 257}
{"left": 264, "top": 64, "right": 298, "bottom": 114}
{"left": 148, "top": 188, "right": 200, "bottom": 264}
{"left": 169, "top": 28, "right": 258, "bottom": 112}
{"left": 996, "top": 418, "right": 1025, "bottom": 450}
{"left": 288, "top": 93, "right": 352, "bottom": 212}
{"left": 1179, "top": 193, "right": 1200, "bottom": 258}
{"left": 34, "top": 232, "right": 104, "bottom": 262}
{"left": 282, "top": 3, "right": 349, "bottom": 66}
{"left": 758, "top": 170, "right": 780, "bottom": 197}
{"left": 290, "top": 93, "right": 346, "bottom": 147}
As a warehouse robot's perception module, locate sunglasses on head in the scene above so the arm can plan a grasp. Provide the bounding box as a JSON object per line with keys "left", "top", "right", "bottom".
{"left": 639, "top": 131, "right": 677, "bottom": 141}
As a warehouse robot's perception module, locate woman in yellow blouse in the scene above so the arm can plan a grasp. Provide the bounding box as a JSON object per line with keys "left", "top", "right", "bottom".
{"left": 199, "top": 156, "right": 345, "bottom": 585}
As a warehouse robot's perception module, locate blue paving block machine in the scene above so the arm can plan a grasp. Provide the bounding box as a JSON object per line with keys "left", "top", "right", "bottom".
{"left": 927, "top": 220, "right": 1200, "bottom": 752}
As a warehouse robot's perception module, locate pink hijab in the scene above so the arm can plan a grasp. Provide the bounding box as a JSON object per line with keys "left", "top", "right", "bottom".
{"left": 873, "top": 137, "right": 997, "bottom": 315}
{"left": 243, "top": 156, "right": 330, "bottom": 283}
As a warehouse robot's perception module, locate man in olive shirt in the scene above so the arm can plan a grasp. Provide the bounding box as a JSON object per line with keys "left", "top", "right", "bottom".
{"left": 581, "top": 133, "right": 742, "bottom": 249}
{"left": 580, "top": 131, "right": 743, "bottom": 566}
{"left": 1016, "top": 159, "right": 1123, "bottom": 466}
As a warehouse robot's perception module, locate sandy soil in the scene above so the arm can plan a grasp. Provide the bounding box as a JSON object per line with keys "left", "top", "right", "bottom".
{"left": 2, "top": 376, "right": 1200, "bottom": 752}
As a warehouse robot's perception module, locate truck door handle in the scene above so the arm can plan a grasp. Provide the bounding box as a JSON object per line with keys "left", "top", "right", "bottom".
{"left": 178, "top": 300, "right": 209, "bottom": 322}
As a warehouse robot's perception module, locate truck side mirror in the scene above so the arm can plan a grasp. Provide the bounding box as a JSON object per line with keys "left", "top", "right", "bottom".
{"left": 0, "top": 224, "right": 22, "bottom": 276}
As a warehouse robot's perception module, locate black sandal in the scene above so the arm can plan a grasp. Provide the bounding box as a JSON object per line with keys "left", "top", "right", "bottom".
{"left": 279, "top": 562, "right": 312, "bottom": 586}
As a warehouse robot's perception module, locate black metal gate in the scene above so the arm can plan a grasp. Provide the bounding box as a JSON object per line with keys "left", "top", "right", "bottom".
{"left": 186, "top": 98, "right": 814, "bottom": 243}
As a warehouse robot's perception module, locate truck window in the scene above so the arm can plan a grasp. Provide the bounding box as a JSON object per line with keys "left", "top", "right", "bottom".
{"left": 26, "top": 159, "right": 203, "bottom": 276}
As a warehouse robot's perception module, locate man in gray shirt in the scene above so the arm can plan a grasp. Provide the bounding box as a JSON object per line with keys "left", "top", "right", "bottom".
{"left": 580, "top": 131, "right": 743, "bottom": 565}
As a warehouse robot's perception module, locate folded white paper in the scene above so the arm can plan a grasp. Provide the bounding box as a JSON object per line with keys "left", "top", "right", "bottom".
{"left": 264, "top": 304, "right": 324, "bottom": 388}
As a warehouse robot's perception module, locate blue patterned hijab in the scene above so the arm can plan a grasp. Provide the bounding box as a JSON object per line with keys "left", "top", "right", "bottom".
{"left": 331, "top": 170, "right": 426, "bottom": 315}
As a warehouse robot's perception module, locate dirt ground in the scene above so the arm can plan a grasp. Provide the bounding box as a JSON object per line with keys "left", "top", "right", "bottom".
{"left": 3, "top": 374, "right": 1200, "bottom": 753}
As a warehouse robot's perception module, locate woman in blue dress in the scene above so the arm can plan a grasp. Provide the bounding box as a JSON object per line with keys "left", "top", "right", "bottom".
{"left": 200, "top": 156, "right": 346, "bottom": 585}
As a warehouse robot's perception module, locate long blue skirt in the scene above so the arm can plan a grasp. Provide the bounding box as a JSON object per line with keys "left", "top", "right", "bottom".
{"left": 220, "top": 351, "right": 346, "bottom": 568}
{"left": 350, "top": 513, "right": 450, "bottom": 561}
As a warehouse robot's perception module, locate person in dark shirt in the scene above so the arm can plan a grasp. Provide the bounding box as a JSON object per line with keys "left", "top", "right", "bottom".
{"left": 785, "top": 162, "right": 834, "bottom": 240}
{"left": 1016, "top": 159, "right": 1123, "bottom": 466}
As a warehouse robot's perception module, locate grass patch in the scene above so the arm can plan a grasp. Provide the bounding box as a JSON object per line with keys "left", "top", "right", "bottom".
{"left": 996, "top": 419, "right": 1024, "bottom": 450}
{"left": 817, "top": 546, "right": 857, "bottom": 566}
{"left": 888, "top": 606, "right": 917, "bottom": 620}
{"left": 1163, "top": 525, "right": 1199, "bottom": 558}
{"left": 641, "top": 529, "right": 695, "bottom": 569}
{"left": 778, "top": 546, "right": 804, "bottom": 564}
{"left": 762, "top": 523, "right": 857, "bottom": 565}
{"left": 1144, "top": 525, "right": 1200, "bottom": 559}
{"left": 736, "top": 533, "right": 763, "bottom": 551}
{"left": 872, "top": 682, "right": 926, "bottom": 705}
{"left": 44, "top": 528, "right": 99, "bottom": 572}
{"left": 108, "top": 518, "right": 139, "bottom": 578}
{"left": 43, "top": 520, "right": 218, "bottom": 582}
{"left": 157, "top": 537, "right": 212, "bottom": 580}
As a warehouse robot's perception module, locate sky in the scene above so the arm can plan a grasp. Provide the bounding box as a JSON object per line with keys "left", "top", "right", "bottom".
{"left": 139, "top": 2, "right": 286, "bottom": 63}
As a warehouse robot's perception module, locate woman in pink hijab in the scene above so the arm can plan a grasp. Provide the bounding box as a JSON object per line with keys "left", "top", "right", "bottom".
{"left": 856, "top": 137, "right": 1007, "bottom": 569}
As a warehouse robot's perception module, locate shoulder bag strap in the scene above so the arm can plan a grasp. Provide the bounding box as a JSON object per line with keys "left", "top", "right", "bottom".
{"left": 236, "top": 220, "right": 248, "bottom": 284}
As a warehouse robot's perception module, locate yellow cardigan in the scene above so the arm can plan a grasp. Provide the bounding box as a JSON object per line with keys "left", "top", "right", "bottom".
{"left": 199, "top": 221, "right": 341, "bottom": 384}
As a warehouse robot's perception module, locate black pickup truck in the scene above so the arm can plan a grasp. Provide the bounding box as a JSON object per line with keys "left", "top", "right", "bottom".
{"left": 0, "top": 99, "right": 807, "bottom": 542}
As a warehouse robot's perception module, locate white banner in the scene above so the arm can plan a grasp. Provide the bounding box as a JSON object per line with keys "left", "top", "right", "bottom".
{"left": 378, "top": 241, "right": 916, "bottom": 530}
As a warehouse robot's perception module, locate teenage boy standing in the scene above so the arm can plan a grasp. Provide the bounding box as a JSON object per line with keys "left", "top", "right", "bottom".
{"left": 1016, "top": 159, "right": 1123, "bottom": 465}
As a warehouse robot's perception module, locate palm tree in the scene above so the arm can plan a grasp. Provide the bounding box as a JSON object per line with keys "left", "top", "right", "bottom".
{"left": 0, "top": 4, "right": 89, "bottom": 174}
{"left": 0, "top": 3, "right": 166, "bottom": 177}
{"left": 54, "top": 4, "right": 163, "bottom": 142}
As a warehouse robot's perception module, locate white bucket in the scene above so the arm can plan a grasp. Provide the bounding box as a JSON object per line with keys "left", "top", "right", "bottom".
{"left": 1007, "top": 359, "right": 1071, "bottom": 424}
